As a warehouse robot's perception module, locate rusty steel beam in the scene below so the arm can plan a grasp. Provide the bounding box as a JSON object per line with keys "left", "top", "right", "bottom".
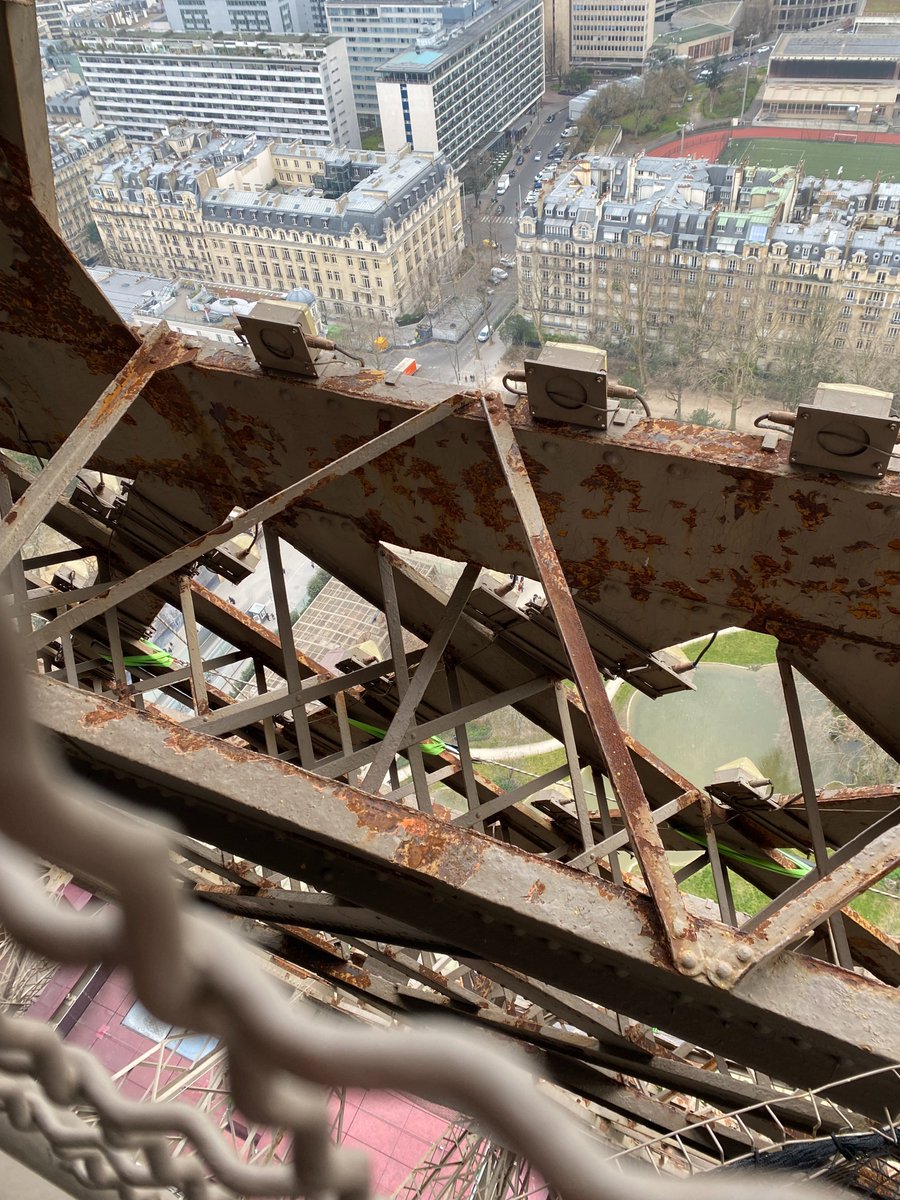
{"left": 26, "top": 388, "right": 476, "bottom": 656}
{"left": 359, "top": 561, "right": 481, "bottom": 794}
{"left": 0, "top": 323, "right": 187, "bottom": 574}
{"left": 482, "top": 395, "right": 695, "bottom": 969}
{"left": 35, "top": 673, "right": 900, "bottom": 1120}
{"left": 2, "top": 169, "right": 900, "bottom": 761}
{"left": 742, "top": 806, "right": 900, "bottom": 954}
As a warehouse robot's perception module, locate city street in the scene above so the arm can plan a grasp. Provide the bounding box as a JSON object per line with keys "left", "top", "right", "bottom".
{"left": 400, "top": 94, "right": 573, "bottom": 390}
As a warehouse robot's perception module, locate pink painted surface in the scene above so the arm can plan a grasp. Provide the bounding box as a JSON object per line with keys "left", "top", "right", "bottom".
{"left": 28, "top": 958, "right": 450, "bottom": 1193}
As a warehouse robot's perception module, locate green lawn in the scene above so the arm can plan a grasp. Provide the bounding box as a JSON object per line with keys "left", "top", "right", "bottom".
{"left": 720, "top": 136, "right": 900, "bottom": 180}
{"left": 680, "top": 629, "right": 777, "bottom": 667}
{"left": 361, "top": 126, "right": 384, "bottom": 151}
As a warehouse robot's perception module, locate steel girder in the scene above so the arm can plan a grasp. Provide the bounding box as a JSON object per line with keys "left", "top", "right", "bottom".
{"left": 36, "top": 674, "right": 900, "bottom": 1120}
{"left": 2, "top": 166, "right": 900, "bottom": 753}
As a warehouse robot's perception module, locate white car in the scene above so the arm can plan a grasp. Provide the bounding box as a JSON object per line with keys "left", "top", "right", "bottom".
{"left": 477, "top": 324, "right": 492, "bottom": 342}
{"left": 525, "top": 190, "right": 539, "bottom": 204}
{"left": 533, "top": 152, "right": 542, "bottom": 162}
{"left": 563, "top": 125, "right": 578, "bottom": 138}
{"left": 490, "top": 267, "right": 509, "bottom": 282}
{"left": 499, "top": 256, "right": 515, "bottom": 268}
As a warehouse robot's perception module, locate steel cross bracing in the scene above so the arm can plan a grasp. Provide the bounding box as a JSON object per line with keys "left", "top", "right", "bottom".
{"left": 2, "top": 7, "right": 900, "bottom": 1193}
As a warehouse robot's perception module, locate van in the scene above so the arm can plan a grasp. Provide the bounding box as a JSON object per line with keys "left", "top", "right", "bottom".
{"left": 477, "top": 324, "right": 492, "bottom": 342}
{"left": 496, "top": 173, "right": 510, "bottom": 195}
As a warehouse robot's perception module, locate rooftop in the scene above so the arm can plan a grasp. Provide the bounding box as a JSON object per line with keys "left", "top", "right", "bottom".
{"left": 74, "top": 29, "right": 341, "bottom": 56}
{"left": 772, "top": 29, "right": 900, "bottom": 56}
{"left": 858, "top": 0, "right": 900, "bottom": 14}
{"left": 654, "top": 22, "right": 731, "bottom": 44}
{"left": 377, "top": 0, "right": 537, "bottom": 78}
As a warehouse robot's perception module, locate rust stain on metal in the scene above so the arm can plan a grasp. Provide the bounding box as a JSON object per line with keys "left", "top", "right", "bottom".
{"left": 80, "top": 706, "right": 128, "bottom": 728}
{"left": 720, "top": 466, "right": 774, "bottom": 519}
{"left": 661, "top": 579, "right": 706, "bottom": 603}
{"left": 616, "top": 527, "right": 666, "bottom": 554}
{"left": 460, "top": 455, "right": 516, "bottom": 534}
{"left": 526, "top": 880, "right": 546, "bottom": 903}
{"left": 790, "top": 488, "right": 830, "bottom": 531}
{"left": 580, "top": 462, "right": 643, "bottom": 515}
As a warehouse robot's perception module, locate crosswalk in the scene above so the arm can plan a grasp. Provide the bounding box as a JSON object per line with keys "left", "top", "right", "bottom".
{"left": 489, "top": 215, "right": 518, "bottom": 227}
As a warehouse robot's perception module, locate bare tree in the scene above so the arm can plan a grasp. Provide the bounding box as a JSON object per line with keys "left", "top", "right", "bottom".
{"left": 767, "top": 290, "right": 841, "bottom": 410}
{"left": 707, "top": 270, "right": 770, "bottom": 430}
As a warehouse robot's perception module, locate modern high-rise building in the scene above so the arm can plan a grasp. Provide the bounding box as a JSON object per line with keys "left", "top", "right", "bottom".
{"left": 162, "top": 0, "right": 326, "bottom": 36}
{"left": 76, "top": 32, "right": 360, "bottom": 146}
{"left": 325, "top": 0, "right": 473, "bottom": 122}
{"left": 376, "top": 0, "right": 544, "bottom": 168}
{"left": 567, "top": 0, "right": 655, "bottom": 73}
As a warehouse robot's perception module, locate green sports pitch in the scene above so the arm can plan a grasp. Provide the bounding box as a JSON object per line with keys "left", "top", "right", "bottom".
{"left": 718, "top": 136, "right": 900, "bottom": 180}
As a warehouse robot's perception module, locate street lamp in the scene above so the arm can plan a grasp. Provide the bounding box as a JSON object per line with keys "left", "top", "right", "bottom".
{"left": 677, "top": 120, "right": 694, "bottom": 156}
{"left": 739, "top": 32, "right": 759, "bottom": 126}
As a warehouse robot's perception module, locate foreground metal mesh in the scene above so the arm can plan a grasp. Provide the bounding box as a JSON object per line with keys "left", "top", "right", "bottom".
{"left": 724, "top": 1130, "right": 900, "bottom": 1200}
{"left": 0, "top": 609, "right": 852, "bottom": 1200}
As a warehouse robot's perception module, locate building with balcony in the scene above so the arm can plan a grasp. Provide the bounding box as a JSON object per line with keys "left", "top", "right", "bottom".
{"left": 50, "top": 123, "right": 128, "bottom": 259}
{"left": 76, "top": 31, "right": 359, "bottom": 146}
{"left": 515, "top": 154, "right": 900, "bottom": 369}
{"left": 375, "top": 0, "right": 543, "bottom": 168}
{"left": 89, "top": 131, "right": 463, "bottom": 323}
{"left": 758, "top": 31, "right": 900, "bottom": 127}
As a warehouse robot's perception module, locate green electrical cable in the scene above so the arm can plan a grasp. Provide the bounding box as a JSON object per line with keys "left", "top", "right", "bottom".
{"left": 347, "top": 716, "right": 447, "bottom": 756}
{"left": 99, "top": 644, "right": 175, "bottom": 669}
{"left": 677, "top": 830, "right": 812, "bottom": 878}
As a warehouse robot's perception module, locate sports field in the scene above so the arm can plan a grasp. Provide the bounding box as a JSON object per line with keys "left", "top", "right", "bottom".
{"left": 719, "top": 136, "right": 900, "bottom": 180}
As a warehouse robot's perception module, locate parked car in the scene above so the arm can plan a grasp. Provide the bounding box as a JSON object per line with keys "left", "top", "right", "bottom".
{"left": 490, "top": 267, "right": 509, "bottom": 282}
{"left": 499, "top": 255, "right": 515, "bottom": 268}
{"left": 533, "top": 152, "right": 542, "bottom": 161}
{"left": 516, "top": 153, "right": 525, "bottom": 165}
{"left": 477, "top": 324, "right": 492, "bottom": 342}
{"left": 563, "top": 125, "right": 578, "bottom": 137}
{"left": 525, "top": 189, "right": 539, "bottom": 204}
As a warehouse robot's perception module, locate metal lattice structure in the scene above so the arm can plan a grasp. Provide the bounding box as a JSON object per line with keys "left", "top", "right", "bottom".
{"left": 0, "top": 2, "right": 899, "bottom": 1195}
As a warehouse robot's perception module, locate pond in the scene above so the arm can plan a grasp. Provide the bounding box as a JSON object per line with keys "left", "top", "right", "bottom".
{"left": 624, "top": 662, "right": 865, "bottom": 793}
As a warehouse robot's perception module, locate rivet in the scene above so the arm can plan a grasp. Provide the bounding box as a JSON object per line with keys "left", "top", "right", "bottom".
{"left": 546, "top": 939, "right": 561, "bottom": 951}
{"left": 678, "top": 951, "right": 698, "bottom": 971}
{"left": 667, "top": 463, "right": 684, "bottom": 478}
{"left": 715, "top": 961, "right": 733, "bottom": 980}
{"left": 736, "top": 945, "right": 752, "bottom": 963}
{"left": 578, "top": 951, "right": 593, "bottom": 964}
{"left": 614, "top": 965, "right": 630, "bottom": 979}
{"left": 602, "top": 450, "right": 623, "bottom": 467}
{"left": 672, "top": 918, "right": 688, "bottom": 939}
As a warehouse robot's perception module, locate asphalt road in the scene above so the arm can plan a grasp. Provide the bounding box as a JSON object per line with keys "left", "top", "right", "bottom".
{"left": 407, "top": 95, "right": 572, "bottom": 388}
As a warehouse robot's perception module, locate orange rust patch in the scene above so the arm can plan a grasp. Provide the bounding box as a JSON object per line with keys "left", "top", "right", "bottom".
{"left": 789, "top": 488, "right": 830, "bottom": 531}
{"left": 81, "top": 706, "right": 127, "bottom": 727}
{"left": 581, "top": 463, "right": 643, "bottom": 515}
{"left": 526, "top": 880, "right": 546, "bottom": 902}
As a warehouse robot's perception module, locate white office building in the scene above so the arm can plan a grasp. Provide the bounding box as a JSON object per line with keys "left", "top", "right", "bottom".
{"left": 568, "top": 0, "right": 655, "bottom": 72}
{"left": 76, "top": 32, "right": 359, "bottom": 146}
{"left": 325, "top": 0, "right": 473, "bottom": 121}
{"left": 163, "top": 0, "right": 326, "bottom": 36}
{"left": 376, "top": 0, "right": 544, "bottom": 168}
